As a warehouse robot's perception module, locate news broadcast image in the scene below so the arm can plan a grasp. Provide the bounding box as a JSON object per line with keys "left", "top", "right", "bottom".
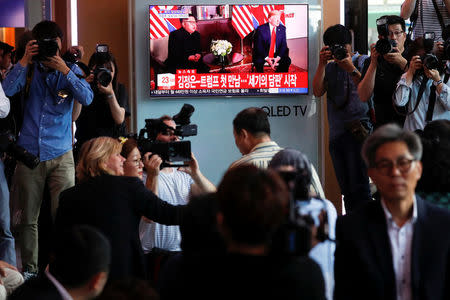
{"left": 149, "top": 4, "right": 308, "bottom": 97}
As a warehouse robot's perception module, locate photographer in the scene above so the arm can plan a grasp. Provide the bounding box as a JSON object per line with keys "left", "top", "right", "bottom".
{"left": 358, "top": 15, "right": 408, "bottom": 128}
{"left": 74, "top": 46, "right": 130, "bottom": 159}
{"left": 312, "top": 24, "right": 372, "bottom": 213}
{"left": 394, "top": 37, "right": 450, "bottom": 132}
{"left": 137, "top": 115, "right": 215, "bottom": 274}
{"left": 268, "top": 149, "right": 337, "bottom": 300}
{"left": 2, "top": 20, "right": 93, "bottom": 279}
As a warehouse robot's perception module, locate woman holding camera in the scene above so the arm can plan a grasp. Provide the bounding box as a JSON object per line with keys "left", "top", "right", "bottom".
{"left": 394, "top": 37, "right": 450, "bottom": 131}
{"left": 55, "top": 137, "right": 185, "bottom": 281}
{"left": 74, "top": 48, "right": 129, "bottom": 161}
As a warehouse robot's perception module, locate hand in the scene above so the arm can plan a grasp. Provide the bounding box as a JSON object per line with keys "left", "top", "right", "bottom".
{"left": 383, "top": 51, "right": 407, "bottom": 67}
{"left": 407, "top": 55, "right": 422, "bottom": 76}
{"left": 424, "top": 65, "right": 441, "bottom": 82}
{"left": 143, "top": 152, "right": 162, "bottom": 176}
{"left": 194, "top": 53, "right": 201, "bottom": 62}
{"left": 433, "top": 41, "right": 444, "bottom": 57}
{"left": 85, "top": 72, "right": 94, "bottom": 84}
{"left": 274, "top": 56, "right": 281, "bottom": 64}
{"left": 178, "top": 152, "right": 199, "bottom": 177}
{"left": 335, "top": 52, "right": 355, "bottom": 73}
{"left": 97, "top": 81, "right": 114, "bottom": 97}
{"left": 19, "top": 40, "right": 38, "bottom": 66}
{"left": 319, "top": 46, "right": 332, "bottom": 66}
{"left": 369, "top": 43, "right": 380, "bottom": 65}
{"left": 42, "top": 55, "right": 70, "bottom": 75}
{"left": 188, "top": 55, "right": 197, "bottom": 62}
{"left": 68, "top": 45, "right": 84, "bottom": 60}
{"left": 141, "top": 216, "right": 154, "bottom": 223}
{"left": 0, "top": 260, "right": 17, "bottom": 284}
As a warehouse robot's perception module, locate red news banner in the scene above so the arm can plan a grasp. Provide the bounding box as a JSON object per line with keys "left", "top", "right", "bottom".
{"left": 157, "top": 69, "right": 308, "bottom": 90}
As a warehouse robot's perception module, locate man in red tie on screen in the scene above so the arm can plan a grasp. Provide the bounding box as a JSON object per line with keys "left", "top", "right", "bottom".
{"left": 253, "top": 10, "right": 291, "bottom": 73}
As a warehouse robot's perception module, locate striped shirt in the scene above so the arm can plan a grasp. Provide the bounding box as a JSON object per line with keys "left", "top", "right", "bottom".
{"left": 412, "top": 0, "right": 450, "bottom": 41}
{"left": 229, "top": 141, "right": 282, "bottom": 169}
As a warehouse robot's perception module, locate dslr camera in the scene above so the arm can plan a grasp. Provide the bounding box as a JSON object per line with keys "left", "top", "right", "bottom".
{"left": 375, "top": 17, "right": 398, "bottom": 55}
{"left": 92, "top": 44, "right": 112, "bottom": 87}
{"left": 137, "top": 104, "right": 198, "bottom": 168}
{"left": 420, "top": 32, "right": 440, "bottom": 71}
{"left": 328, "top": 44, "right": 347, "bottom": 60}
{"left": 33, "top": 38, "right": 59, "bottom": 61}
{"left": 0, "top": 130, "right": 40, "bottom": 169}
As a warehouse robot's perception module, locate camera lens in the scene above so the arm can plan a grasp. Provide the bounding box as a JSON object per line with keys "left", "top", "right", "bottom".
{"left": 375, "top": 39, "right": 393, "bottom": 55}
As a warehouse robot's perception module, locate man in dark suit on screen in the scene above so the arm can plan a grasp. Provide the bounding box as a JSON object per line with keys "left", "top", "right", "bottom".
{"left": 164, "top": 15, "right": 209, "bottom": 74}
{"left": 334, "top": 123, "right": 450, "bottom": 300}
{"left": 253, "top": 10, "right": 291, "bottom": 73}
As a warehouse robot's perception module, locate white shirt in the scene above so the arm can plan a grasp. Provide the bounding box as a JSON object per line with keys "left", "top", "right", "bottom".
{"left": 45, "top": 270, "right": 74, "bottom": 300}
{"left": 380, "top": 197, "right": 418, "bottom": 300}
{"left": 0, "top": 84, "right": 10, "bottom": 118}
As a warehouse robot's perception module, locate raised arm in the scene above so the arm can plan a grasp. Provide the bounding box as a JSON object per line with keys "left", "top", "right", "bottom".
{"left": 358, "top": 44, "right": 379, "bottom": 102}
{"left": 313, "top": 46, "right": 331, "bottom": 97}
{"left": 400, "top": 0, "right": 417, "bottom": 19}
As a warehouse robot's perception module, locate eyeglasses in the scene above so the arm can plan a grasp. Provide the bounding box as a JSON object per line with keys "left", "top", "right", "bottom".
{"left": 388, "top": 30, "right": 404, "bottom": 38}
{"left": 373, "top": 158, "right": 416, "bottom": 175}
{"left": 126, "top": 158, "right": 143, "bottom": 166}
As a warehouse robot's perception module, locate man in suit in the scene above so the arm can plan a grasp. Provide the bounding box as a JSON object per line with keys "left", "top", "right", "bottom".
{"left": 164, "top": 15, "right": 209, "bottom": 74}
{"left": 9, "top": 225, "right": 111, "bottom": 300}
{"left": 334, "top": 123, "right": 450, "bottom": 300}
{"left": 253, "top": 10, "right": 291, "bottom": 73}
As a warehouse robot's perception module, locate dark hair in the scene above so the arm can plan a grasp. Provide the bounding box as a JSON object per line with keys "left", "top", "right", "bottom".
{"left": 217, "top": 165, "right": 289, "bottom": 246}
{"left": 49, "top": 225, "right": 111, "bottom": 289}
{"left": 362, "top": 123, "right": 422, "bottom": 168}
{"left": 0, "top": 41, "right": 13, "bottom": 56}
{"left": 32, "top": 20, "right": 64, "bottom": 41}
{"left": 97, "top": 278, "right": 159, "bottom": 300}
{"left": 382, "top": 15, "right": 406, "bottom": 33}
{"left": 121, "top": 137, "right": 139, "bottom": 159}
{"left": 416, "top": 120, "right": 450, "bottom": 192}
{"left": 88, "top": 51, "right": 119, "bottom": 92}
{"left": 323, "top": 24, "right": 352, "bottom": 46}
{"left": 180, "top": 193, "right": 226, "bottom": 255}
{"left": 233, "top": 107, "right": 270, "bottom": 137}
{"left": 159, "top": 115, "right": 173, "bottom": 122}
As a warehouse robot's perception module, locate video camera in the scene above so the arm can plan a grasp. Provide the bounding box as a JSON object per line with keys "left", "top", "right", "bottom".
{"left": 0, "top": 130, "right": 40, "bottom": 169}
{"left": 375, "top": 17, "right": 398, "bottom": 55}
{"left": 33, "top": 38, "right": 59, "bottom": 61}
{"left": 270, "top": 170, "right": 330, "bottom": 256}
{"left": 137, "top": 104, "right": 198, "bottom": 168}
{"left": 92, "top": 44, "right": 113, "bottom": 87}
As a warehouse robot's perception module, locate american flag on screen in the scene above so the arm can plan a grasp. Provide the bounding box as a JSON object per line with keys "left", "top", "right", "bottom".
{"left": 149, "top": 6, "right": 182, "bottom": 40}
{"left": 231, "top": 5, "right": 285, "bottom": 39}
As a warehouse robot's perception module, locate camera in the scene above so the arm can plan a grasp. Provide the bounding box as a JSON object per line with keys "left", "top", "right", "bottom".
{"left": 270, "top": 170, "right": 329, "bottom": 256}
{"left": 0, "top": 130, "right": 40, "bottom": 169}
{"left": 137, "top": 104, "right": 198, "bottom": 168}
{"left": 375, "top": 17, "right": 398, "bottom": 55}
{"left": 329, "top": 44, "right": 347, "bottom": 60}
{"left": 422, "top": 53, "right": 440, "bottom": 70}
{"left": 33, "top": 38, "right": 59, "bottom": 61}
{"left": 93, "top": 66, "right": 112, "bottom": 87}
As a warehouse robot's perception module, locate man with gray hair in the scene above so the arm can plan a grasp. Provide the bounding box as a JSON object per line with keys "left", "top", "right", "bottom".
{"left": 334, "top": 123, "right": 450, "bottom": 300}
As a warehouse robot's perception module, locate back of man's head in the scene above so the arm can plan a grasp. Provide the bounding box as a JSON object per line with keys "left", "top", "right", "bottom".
{"left": 323, "top": 24, "right": 351, "bottom": 46}
{"left": 233, "top": 107, "right": 270, "bottom": 137}
{"left": 32, "top": 20, "right": 64, "bottom": 41}
{"left": 217, "top": 165, "right": 288, "bottom": 247}
{"left": 49, "top": 225, "right": 111, "bottom": 290}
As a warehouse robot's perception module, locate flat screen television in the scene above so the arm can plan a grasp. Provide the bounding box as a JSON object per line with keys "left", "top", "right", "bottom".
{"left": 149, "top": 4, "right": 308, "bottom": 97}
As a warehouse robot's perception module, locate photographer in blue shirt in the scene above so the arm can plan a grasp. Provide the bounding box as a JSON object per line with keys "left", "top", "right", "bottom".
{"left": 2, "top": 20, "right": 93, "bottom": 279}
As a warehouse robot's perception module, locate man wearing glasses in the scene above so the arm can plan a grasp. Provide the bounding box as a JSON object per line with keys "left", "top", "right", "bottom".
{"left": 164, "top": 15, "right": 209, "bottom": 74}
{"left": 334, "top": 123, "right": 450, "bottom": 300}
{"left": 358, "top": 15, "right": 408, "bottom": 129}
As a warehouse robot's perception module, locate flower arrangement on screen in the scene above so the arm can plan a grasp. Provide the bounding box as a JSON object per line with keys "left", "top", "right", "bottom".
{"left": 210, "top": 40, "right": 232, "bottom": 57}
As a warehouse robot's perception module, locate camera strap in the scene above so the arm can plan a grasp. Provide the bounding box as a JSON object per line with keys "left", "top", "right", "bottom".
{"left": 426, "top": 84, "right": 437, "bottom": 122}
{"left": 393, "top": 76, "right": 428, "bottom": 116}
{"left": 332, "top": 54, "right": 362, "bottom": 111}
{"left": 431, "top": 0, "right": 446, "bottom": 32}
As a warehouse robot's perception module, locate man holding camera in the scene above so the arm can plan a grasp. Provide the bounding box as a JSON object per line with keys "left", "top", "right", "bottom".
{"left": 358, "top": 15, "right": 408, "bottom": 129}
{"left": 2, "top": 20, "right": 93, "bottom": 279}
{"left": 312, "top": 24, "right": 372, "bottom": 213}
{"left": 139, "top": 115, "right": 216, "bottom": 267}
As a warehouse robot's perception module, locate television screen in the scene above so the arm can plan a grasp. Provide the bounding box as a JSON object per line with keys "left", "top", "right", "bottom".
{"left": 149, "top": 4, "right": 308, "bottom": 97}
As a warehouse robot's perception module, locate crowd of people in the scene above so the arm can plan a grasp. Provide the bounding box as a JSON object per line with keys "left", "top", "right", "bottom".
{"left": 0, "top": 1, "right": 449, "bottom": 298}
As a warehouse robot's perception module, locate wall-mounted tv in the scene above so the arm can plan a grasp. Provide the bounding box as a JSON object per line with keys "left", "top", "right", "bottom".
{"left": 149, "top": 4, "right": 308, "bottom": 97}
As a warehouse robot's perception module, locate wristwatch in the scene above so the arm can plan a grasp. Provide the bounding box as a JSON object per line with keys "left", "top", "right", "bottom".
{"left": 433, "top": 79, "right": 443, "bottom": 87}
{"left": 350, "top": 68, "right": 359, "bottom": 77}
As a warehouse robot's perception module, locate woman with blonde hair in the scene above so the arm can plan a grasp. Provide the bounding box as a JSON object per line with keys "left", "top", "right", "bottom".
{"left": 55, "top": 137, "right": 185, "bottom": 281}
